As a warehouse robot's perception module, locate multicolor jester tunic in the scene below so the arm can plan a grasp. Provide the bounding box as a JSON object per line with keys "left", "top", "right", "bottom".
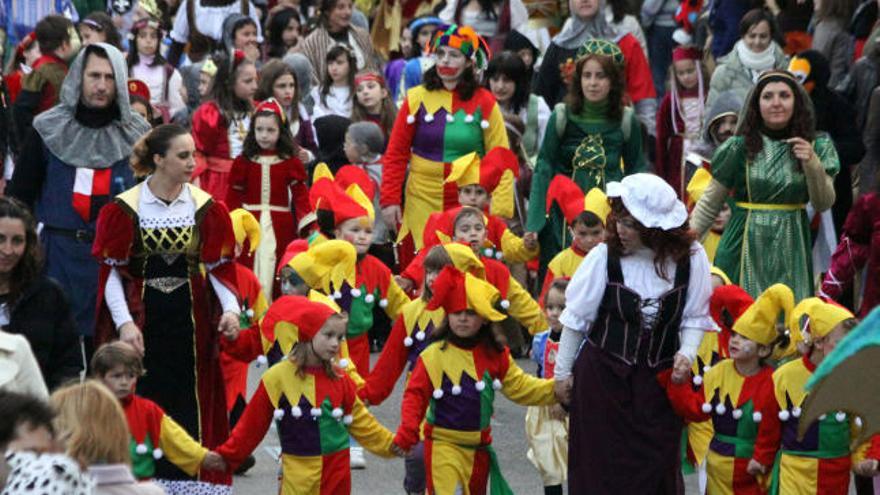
{"left": 686, "top": 329, "right": 730, "bottom": 467}
{"left": 215, "top": 360, "right": 395, "bottom": 495}
{"left": 360, "top": 297, "right": 446, "bottom": 406}
{"left": 767, "top": 356, "right": 866, "bottom": 495}
{"left": 539, "top": 243, "right": 587, "bottom": 300}
{"left": 667, "top": 359, "right": 781, "bottom": 495}
{"left": 420, "top": 208, "right": 539, "bottom": 264}
{"left": 395, "top": 341, "right": 556, "bottom": 495}
{"left": 380, "top": 85, "right": 509, "bottom": 252}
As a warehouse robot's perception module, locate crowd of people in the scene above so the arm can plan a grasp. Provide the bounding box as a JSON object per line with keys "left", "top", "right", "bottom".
{"left": 1, "top": 0, "right": 880, "bottom": 494}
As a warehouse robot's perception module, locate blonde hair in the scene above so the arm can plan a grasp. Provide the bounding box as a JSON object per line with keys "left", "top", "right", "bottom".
{"left": 288, "top": 313, "right": 348, "bottom": 379}
{"left": 50, "top": 380, "right": 131, "bottom": 467}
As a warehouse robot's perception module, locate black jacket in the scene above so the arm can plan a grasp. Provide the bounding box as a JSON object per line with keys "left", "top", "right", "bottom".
{"left": 3, "top": 276, "right": 83, "bottom": 390}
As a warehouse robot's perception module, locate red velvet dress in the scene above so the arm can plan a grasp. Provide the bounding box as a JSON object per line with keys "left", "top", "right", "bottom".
{"left": 191, "top": 101, "right": 250, "bottom": 199}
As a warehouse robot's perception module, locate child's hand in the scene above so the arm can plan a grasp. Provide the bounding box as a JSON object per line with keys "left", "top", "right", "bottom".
{"left": 670, "top": 353, "right": 691, "bottom": 385}
{"left": 855, "top": 459, "right": 880, "bottom": 477}
{"left": 549, "top": 404, "right": 568, "bottom": 422}
{"left": 298, "top": 148, "right": 312, "bottom": 164}
{"left": 395, "top": 275, "right": 414, "bottom": 293}
{"left": 390, "top": 442, "right": 408, "bottom": 457}
{"left": 553, "top": 376, "right": 573, "bottom": 406}
{"left": 523, "top": 232, "right": 538, "bottom": 251}
{"left": 201, "top": 451, "right": 227, "bottom": 472}
{"left": 746, "top": 459, "right": 766, "bottom": 476}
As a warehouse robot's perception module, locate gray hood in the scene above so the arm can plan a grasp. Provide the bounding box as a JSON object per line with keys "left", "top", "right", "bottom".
{"left": 702, "top": 90, "right": 743, "bottom": 143}
{"left": 222, "top": 14, "right": 252, "bottom": 53}
{"left": 33, "top": 43, "right": 151, "bottom": 168}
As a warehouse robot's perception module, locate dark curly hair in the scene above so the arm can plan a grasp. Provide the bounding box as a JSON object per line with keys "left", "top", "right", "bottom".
{"left": 737, "top": 72, "right": 815, "bottom": 160}
{"left": 0, "top": 197, "right": 42, "bottom": 304}
{"left": 566, "top": 54, "right": 625, "bottom": 122}
{"left": 604, "top": 198, "right": 695, "bottom": 280}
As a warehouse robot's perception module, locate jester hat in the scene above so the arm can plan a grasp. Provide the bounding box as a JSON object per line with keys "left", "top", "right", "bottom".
{"left": 426, "top": 265, "right": 506, "bottom": 322}
{"left": 446, "top": 148, "right": 518, "bottom": 195}
{"left": 286, "top": 239, "right": 357, "bottom": 295}
{"left": 686, "top": 167, "right": 712, "bottom": 209}
{"left": 230, "top": 208, "right": 260, "bottom": 254}
{"left": 277, "top": 239, "right": 309, "bottom": 276}
{"left": 310, "top": 163, "right": 374, "bottom": 226}
{"left": 430, "top": 24, "right": 491, "bottom": 70}
{"left": 789, "top": 297, "right": 856, "bottom": 345}
{"left": 732, "top": 284, "right": 794, "bottom": 346}
{"left": 710, "top": 284, "right": 755, "bottom": 356}
{"left": 260, "top": 295, "right": 337, "bottom": 343}
{"left": 545, "top": 175, "right": 610, "bottom": 225}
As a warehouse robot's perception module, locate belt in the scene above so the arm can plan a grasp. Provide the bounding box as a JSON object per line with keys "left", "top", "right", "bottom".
{"left": 42, "top": 225, "right": 95, "bottom": 242}
{"left": 242, "top": 203, "right": 289, "bottom": 213}
{"left": 735, "top": 202, "right": 805, "bottom": 211}
{"left": 144, "top": 276, "right": 188, "bottom": 294}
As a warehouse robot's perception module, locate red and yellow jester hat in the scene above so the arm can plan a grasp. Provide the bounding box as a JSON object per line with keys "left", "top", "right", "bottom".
{"left": 545, "top": 175, "right": 610, "bottom": 226}
{"left": 286, "top": 239, "right": 357, "bottom": 295}
{"left": 446, "top": 148, "right": 519, "bottom": 218}
{"left": 789, "top": 297, "right": 855, "bottom": 346}
{"left": 709, "top": 284, "right": 755, "bottom": 358}
{"left": 254, "top": 97, "right": 287, "bottom": 124}
{"left": 426, "top": 265, "right": 506, "bottom": 321}
{"left": 309, "top": 163, "right": 374, "bottom": 227}
{"left": 229, "top": 208, "right": 261, "bottom": 254}
{"left": 277, "top": 239, "right": 309, "bottom": 276}
{"left": 261, "top": 295, "right": 337, "bottom": 344}
{"left": 334, "top": 165, "right": 376, "bottom": 200}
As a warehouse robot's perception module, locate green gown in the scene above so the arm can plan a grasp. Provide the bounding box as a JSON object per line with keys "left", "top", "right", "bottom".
{"left": 711, "top": 134, "right": 840, "bottom": 301}
{"left": 526, "top": 103, "right": 645, "bottom": 273}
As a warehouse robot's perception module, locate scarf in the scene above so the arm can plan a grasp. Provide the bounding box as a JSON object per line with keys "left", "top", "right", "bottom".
{"left": 735, "top": 40, "right": 776, "bottom": 81}
{"left": 554, "top": 0, "right": 617, "bottom": 50}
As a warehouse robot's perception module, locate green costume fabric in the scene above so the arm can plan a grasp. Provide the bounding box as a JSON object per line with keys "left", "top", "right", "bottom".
{"left": 711, "top": 134, "right": 840, "bottom": 302}
{"left": 526, "top": 105, "right": 645, "bottom": 272}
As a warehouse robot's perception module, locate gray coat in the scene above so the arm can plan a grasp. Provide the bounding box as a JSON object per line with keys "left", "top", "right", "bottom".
{"left": 812, "top": 18, "right": 854, "bottom": 88}
{"left": 707, "top": 43, "right": 789, "bottom": 108}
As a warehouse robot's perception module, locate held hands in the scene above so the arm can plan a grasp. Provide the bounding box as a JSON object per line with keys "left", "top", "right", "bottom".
{"left": 381, "top": 205, "right": 402, "bottom": 233}
{"left": 218, "top": 312, "right": 240, "bottom": 341}
{"left": 553, "top": 376, "right": 573, "bottom": 406}
{"left": 201, "top": 451, "right": 227, "bottom": 472}
{"left": 670, "top": 353, "right": 692, "bottom": 385}
{"left": 549, "top": 404, "right": 568, "bottom": 422}
{"left": 119, "top": 322, "right": 145, "bottom": 356}
{"left": 523, "top": 232, "right": 539, "bottom": 251}
{"left": 746, "top": 459, "right": 767, "bottom": 477}
{"left": 855, "top": 459, "right": 880, "bottom": 477}
{"left": 390, "top": 442, "right": 408, "bottom": 458}
{"left": 395, "top": 275, "right": 415, "bottom": 293}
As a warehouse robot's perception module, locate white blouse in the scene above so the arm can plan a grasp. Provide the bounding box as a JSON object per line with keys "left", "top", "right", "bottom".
{"left": 555, "top": 242, "right": 714, "bottom": 378}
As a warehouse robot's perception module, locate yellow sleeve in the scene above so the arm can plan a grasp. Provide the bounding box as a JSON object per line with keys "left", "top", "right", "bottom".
{"left": 341, "top": 340, "right": 366, "bottom": 388}
{"left": 851, "top": 421, "right": 870, "bottom": 464}
{"left": 348, "top": 396, "right": 395, "bottom": 458}
{"left": 506, "top": 276, "right": 547, "bottom": 335}
{"left": 253, "top": 291, "right": 269, "bottom": 322}
{"left": 158, "top": 415, "right": 208, "bottom": 476}
{"left": 483, "top": 103, "right": 510, "bottom": 151}
{"left": 500, "top": 228, "right": 539, "bottom": 263}
{"left": 500, "top": 355, "right": 557, "bottom": 406}
{"left": 383, "top": 277, "right": 411, "bottom": 320}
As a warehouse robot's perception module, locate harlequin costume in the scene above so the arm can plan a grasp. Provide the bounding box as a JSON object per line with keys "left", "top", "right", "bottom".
{"left": 381, "top": 24, "right": 510, "bottom": 265}
{"left": 93, "top": 182, "right": 238, "bottom": 488}
{"left": 667, "top": 284, "right": 796, "bottom": 495}
{"left": 538, "top": 176, "right": 610, "bottom": 299}
{"left": 214, "top": 296, "right": 396, "bottom": 495}
{"left": 525, "top": 327, "right": 568, "bottom": 488}
{"left": 310, "top": 172, "right": 411, "bottom": 378}
{"left": 394, "top": 266, "right": 556, "bottom": 495}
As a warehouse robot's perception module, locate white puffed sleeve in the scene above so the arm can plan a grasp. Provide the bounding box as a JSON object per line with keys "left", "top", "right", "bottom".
{"left": 558, "top": 243, "right": 608, "bottom": 333}
{"left": 677, "top": 242, "right": 714, "bottom": 361}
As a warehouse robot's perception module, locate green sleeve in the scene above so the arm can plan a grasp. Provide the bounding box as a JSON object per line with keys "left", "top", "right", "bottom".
{"left": 622, "top": 110, "right": 646, "bottom": 175}
{"left": 814, "top": 134, "right": 841, "bottom": 178}
{"left": 710, "top": 136, "right": 746, "bottom": 190}
{"left": 526, "top": 109, "right": 563, "bottom": 233}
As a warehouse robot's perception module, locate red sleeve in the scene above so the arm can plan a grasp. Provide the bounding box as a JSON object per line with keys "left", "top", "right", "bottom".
{"left": 663, "top": 373, "right": 711, "bottom": 423}
{"left": 288, "top": 159, "right": 311, "bottom": 224}
{"left": 393, "top": 356, "right": 432, "bottom": 450}
{"left": 360, "top": 316, "right": 410, "bottom": 405}
{"left": 380, "top": 98, "right": 418, "bottom": 207}
{"left": 866, "top": 435, "right": 880, "bottom": 460}
{"left": 191, "top": 102, "right": 230, "bottom": 158}
{"left": 215, "top": 381, "right": 274, "bottom": 471}
{"left": 226, "top": 155, "right": 248, "bottom": 210}
{"left": 199, "top": 201, "right": 238, "bottom": 293}
{"left": 93, "top": 202, "right": 137, "bottom": 346}
{"left": 655, "top": 94, "right": 673, "bottom": 185}
{"left": 400, "top": 248, "right": 427, "bottom": 289}
{"left": 220, "top": 326, "right": 262, "bottom": 362}
{"left": 751, "top": 381, "right": 781, "bottom": 466}
{"left": 620, "top": 34, "right": 656, "bottom": 103}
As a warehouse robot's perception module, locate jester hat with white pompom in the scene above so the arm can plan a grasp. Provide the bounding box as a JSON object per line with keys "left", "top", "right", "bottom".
{"left": 426, "top": 265, "right": 506, "bottom": 322}
{"left": 309, "top": 163, "right": 375, "bottom": 226}
{"left": 446, "top": 147, "right": 519, "bottom": 218}
{"left": 545, "top": 175, "right": 611, "bottom": 226}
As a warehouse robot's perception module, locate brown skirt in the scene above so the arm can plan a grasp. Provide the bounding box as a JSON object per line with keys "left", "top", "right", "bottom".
{"left": 569, "top": 342, "right": 684, "bottom": 494}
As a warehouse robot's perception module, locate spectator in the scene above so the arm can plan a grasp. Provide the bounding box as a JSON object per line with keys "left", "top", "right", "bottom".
{"left": 767, "top": 0, "right": 814, "bottom": 54}
{"left": 78, "top": 12, "right": 123, "bottom": 51}
{"left": 811, "top": 0, "right": 858, "bottom": 87}
{"left": 221, "top": 14, "right": 261, "bottom": 62}
{"left": 641, "top": 0, "right": 679, "bottom": 98}
{"left": 606, "top": 0, "right": 648, "bottom": 59}
{"left": 437, "top": 0, "right": 529, "bottom": 49}
{"left": 708, "top": 0, "right": 764, "bottom": 59}
{"left": 128, "top": 16, "right": 186, "bottom": 122}
{"left": 283, "top": 52, "right": 317, "bottom": 114}
{"left": 255, "top": 59, "right": 317, "bottom": 158}
{"left": 168, "top": 0, "right": 263, "bottom": 65}
{"left": 265, "top": 7, "right": 303, "bottom": 58}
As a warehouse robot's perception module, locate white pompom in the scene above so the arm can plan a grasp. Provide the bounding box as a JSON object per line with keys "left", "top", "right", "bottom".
{"left": 446, "top": 114, "right": 454, "bottom": 123}
{"left": 500, "top": 299, "right": 510, "bottom": 310}
{"left": 492, "top": 378, "right": 502, "bottom": 390}
{"left": 836, "top": 412, "right": 847, "bottom": 422}
{"left": 310, "top": 407, "right": 322, "bottom": 418}
{"left": 333, "top": 291, "right": 343, "bottom": 300}
{"left": 464, "top": 114, "right": 474, "bottom": 123}
{"left": 273, "top": 408, "right": 285, "bottom": 420}
{"left": 778, "top": 410, "right": 791, "bottom": 422}
{"left": 152, "top": 448, "right": 163, "bottom": 460}
{"left": 136, "top": 443, "right": 148, "bottom": 455}
{"left": 343, "top": 414, "right": 354, "bottom": 425}
{"left": 332, "top": 407, "right": 344, "bottom": 420}
{"left": 475, "top": 381, "right": 486, "bottom": 391}
{"left": 379, "top": 298, "right": 389, "bottom": 308}
{"left": 404, "top": 336, "right": 414, "bottom": 347}
{"left": 432, "top": 389, "right": 444, "bottom": 399}
{"left": 291, "top": 406, "right": 303, "bottom": 418}
{"left": 494, "top": 251, "right": 503, "bottom": 260}
{"left": 855, "top": 417, "right": 864, "bottom": 428}
{"left": 483, "top": 248, "right": 493, "bottom": 257}
{"left": 715, "top": 403, "right": 726, "bottom": 416}
{"left": 692, "top": 375, "right": 703, "bottom": 386}
{"left": 732, "top": 409, "right": 743, "bottom": 420}
{"left": 415, "top": 331, "right": 426, "bottom": 341}
{"left": 791, "top": 406, "right": 802, "bottom": 418}
{"left": 480, "top": 120, "right": 490, "bottom": 129}
{"left": 351, "top": 288, "right": 362, "bottom": 298}
{"left": 365, "top": 293, "right": 375, "bottom": 304}
{"left": 406, "top": 115, "right": 415, "bottom": 124}
{"left": 819, "top": 414, "right": 827, "bottom": 421}
{"left": 451, "top": 385, "right": 462, "bottom": 395}
{"left": 246, "top": 308, "right": 254, "bottom": 318}
{"left": 701, "top": 403, "right": 712, "bottom": 414}
{"left": 338, "top": 358, "right": 349, "bottom": 369}
{"left": 702, "top": 365, "right": 711, "bottom": 373}
{"left": 424, "top": 113, "right": 434, "bottom": 123}
{"left": 256, "top": 355, "right": 268, "bottom": 367}
{"left": 752, "top": 411, "right": 763, "bottom": 423}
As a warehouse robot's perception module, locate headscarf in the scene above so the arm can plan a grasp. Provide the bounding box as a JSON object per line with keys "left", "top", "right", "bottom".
{"left": 553, "top": 0, "right": 617, "bottom": 50}
{"left": 33, "top": 43, "right": 151, "bottom": 168}
{"left": 221, "top": 14, "right": 255, "bottom": 53}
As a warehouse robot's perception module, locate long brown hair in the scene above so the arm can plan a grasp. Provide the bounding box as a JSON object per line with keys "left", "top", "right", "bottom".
{"left": 604, "top": 198, "right": 695, "bottom": 280}
{"left": 255, "top": 59, "right": 302, "bottom": 124}
{"left": 565, "top": 54, "right": 625, "bottom": 121}
{"left": 241, "top": 110, "right": 299, "bottom": 160}
{"left": 351, "top": 70, "right": 396, "bottom": 137}
{"left": 738, "top": 73, "right": 815, "bottom": 160}
{"left": 51, "top": 381, "right": 131, "bottom": 467}
{"left": 0, "top": 197, "right": 42, "bottom": 304}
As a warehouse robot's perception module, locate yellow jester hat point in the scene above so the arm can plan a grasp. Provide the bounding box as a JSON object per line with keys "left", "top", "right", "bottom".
{"left": 442, "top": 242, "right": 486, "bottom": 279}
{"left": 732, "top": 284, "right": 794, "bottom": 346}
{"left": 287, "top": 239, "right": 357, "bottom": 295}
{"left": 788, "top": 298, "right": 855, "bottom": 345}
{"left": 229, "top": 208, "right": 261, "bottom": 254}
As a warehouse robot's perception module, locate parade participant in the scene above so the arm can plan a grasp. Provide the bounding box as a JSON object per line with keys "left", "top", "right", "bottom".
{"left": 0, "top": 197, "right": 81, "bottom": 391}
{"left": 526, "top": 278, "right": 570, "bottom": 495}
{"left": 220, "top": 14, "right": 260, "bottom": 63}
{"left": 686, "top": 168, "right": 731, "bottom": 264}
{"left": 92, "top": 124, "right": 240, "bottom": 490}
{"left": 128, "top": 79, "right": 157, "bottom": 126}
{"left": 656, "top": 45, "right": 708, "bottom": 200}
{"left": 393, "top": 265, "right": 557, "bottom": 495}
{"left": 665, "top": 284, "right": 793, "bottom": 495}
{"left": 265, "top": 7, "right": 302, "bottom": 59}
{"left": 227, "top": 98, "right": 309, "bottom": 298}
{"left": 526, "top": 38, "right": 645, "bottom": 276}
{"left": 437, "top": 0, "right": 528, "bottom": 47}
{"left": 384, "top": 16, "right": 443, "bottom": 102}
{"left": 699, "top": 90, "right": 743, "bottom": 158}
{"left": 78, "top": 13, "right": 123, "bottom": 51}
{"left": 533, "top": 0, "right": 656, "bottom": 133}
{"left": 4, "top": 32, "right": 40, "bottom": 105}
{"left": 311, "top": 45, "right": 356, "bottom": 120}
{"left": 351, "top": 70, "right": 397, "bottom": 140}
{"left": 691, "top": 70, "right": 839, "bottom": 302}
{"left": 191, "top": 50, "right": 257, "bottom": 199}
{"left": 90, "top": 342, "right": 227, "bottom": 483}
{"left": 539, "top": 176, "right": 609, "bottom": 299}
{"left": 209, "top": 296, "right": 402, "bottom": 493}
{"left": 8, "top": 43, "right": 151, "bottom": 355}
{"left": 254, "top": 60, "right": 317, "bottom": 158}
{"left": 295, "top": 0, "right": 380, "bottom": 82}
{"left": 127, "top": 14, "right": 185, "bottom": 121}
{"left": 553, "top": 173, "right": 713, "bottom": 494}
{"left": 381, "top": 23, "right": 510, "bottom": 268}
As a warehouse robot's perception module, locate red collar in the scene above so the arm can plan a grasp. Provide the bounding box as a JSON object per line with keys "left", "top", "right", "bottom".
{"left": 803, "top": 354, "right": 817, "bottom": 372}
{"left": 570, "top": 242, "right": 587, "bottom": 257}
